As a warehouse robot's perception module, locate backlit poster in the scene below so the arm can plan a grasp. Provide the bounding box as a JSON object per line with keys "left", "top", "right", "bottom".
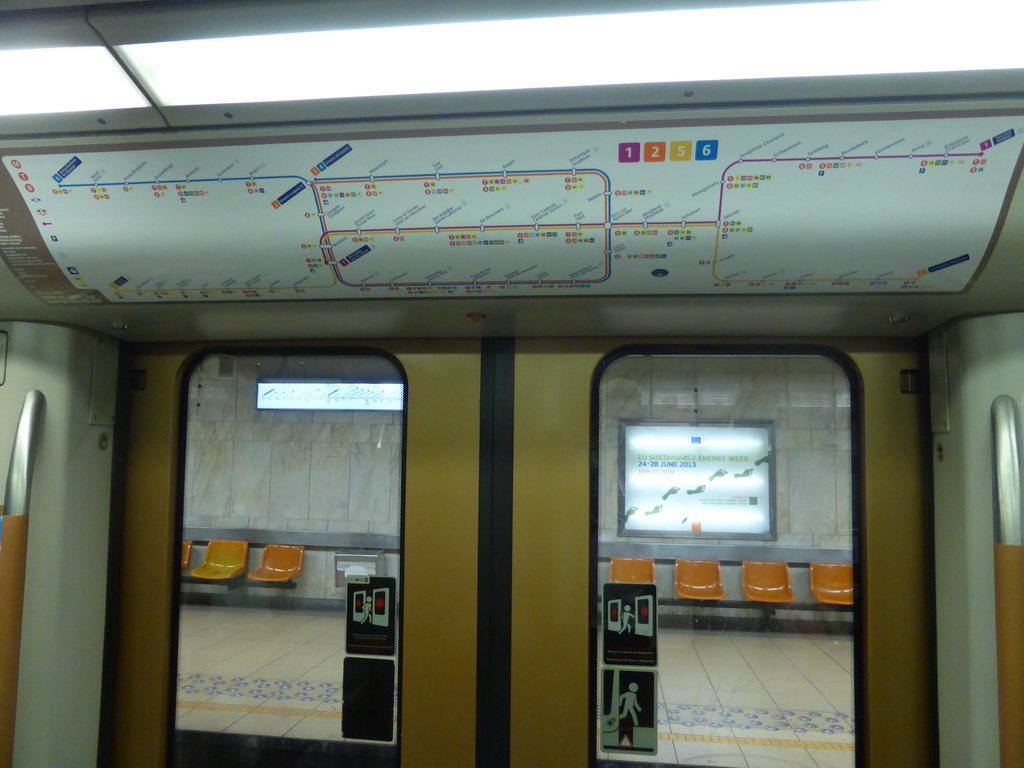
{"left": 620, "top": 420, "right": 774, "bottom": 538}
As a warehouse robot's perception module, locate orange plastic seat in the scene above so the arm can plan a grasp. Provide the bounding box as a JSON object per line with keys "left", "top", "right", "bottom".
{"left": 609, "top": 557, "right": 656, "bottom": 583}
{"left": 675, "top": 560, "right": 727, "bottom": 600}
{"left": 247, "top": 544, "right": 304, "bottom": 582}
{"left": 190, "top": 540, "right": 248, "bottom": 580}
{"left": 809, "top": 562, "right": 854, "bottom": 605}
{"left": 181, "top": 540, "right": 193, "bottom": 572}
{"left": 741, "top": 561, "right": 796, "bottom": 603}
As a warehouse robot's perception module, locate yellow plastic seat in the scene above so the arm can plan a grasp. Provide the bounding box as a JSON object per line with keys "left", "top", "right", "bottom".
{"left": 741, "top": 561, "right": 796, "bottom": 603}
{"left": 675, "top": 560, "right": 727, "bottom": 600}
{"left": 181, "top": 540, "right": 192, "bottom": 572}
{"left": 247, "top": 544, "right": 304, "bottom": 582}
{"left": 810, "top": 562, "right": 854, "bottom": 605}
{"left": 190, "top": 540, "right": 248, "bottom": 580}
{"left": 609, "top": 557, "right": 656, "bottom": 583}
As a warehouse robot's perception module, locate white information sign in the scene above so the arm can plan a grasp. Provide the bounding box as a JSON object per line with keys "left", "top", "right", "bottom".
{"left": 2, "top": 115, "right": 1021, "bottom": 305}
{"left": 256, "top": 381, "right": 403, "bottom": 411}
{"left": 622, "top": 421, "right": 773, "bottom": 537}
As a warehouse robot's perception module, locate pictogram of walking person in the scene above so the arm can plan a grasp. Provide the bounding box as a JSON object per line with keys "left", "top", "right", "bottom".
{"left": 618, "top": 681, "right": 642, "bottom": 743}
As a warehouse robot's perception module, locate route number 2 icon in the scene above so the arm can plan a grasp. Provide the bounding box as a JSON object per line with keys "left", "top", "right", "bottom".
{"left": 643, "top": 142, "right": 666, "bottom": 162}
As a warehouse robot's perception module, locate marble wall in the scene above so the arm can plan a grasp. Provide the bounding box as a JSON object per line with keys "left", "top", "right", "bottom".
{"left": 183, "top": 353, "right": 403, "bottom": 536}
{"left": 181, "top": 354, "right": 403, "bottom": 600}
{"left": 599, "top": 354, "right": 853, "bottom": 549}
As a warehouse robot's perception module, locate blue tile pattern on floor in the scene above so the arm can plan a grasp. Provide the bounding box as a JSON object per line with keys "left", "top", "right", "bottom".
{"left": 177, "top": 674, "right": 341, "bottom": 704}
{"left": 658, "top": 702, "right": 854, "bottom": 736}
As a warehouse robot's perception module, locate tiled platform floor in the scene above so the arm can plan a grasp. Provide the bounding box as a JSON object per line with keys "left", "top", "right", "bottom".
{"left": 175, "top": 605, "right": 354, "bottom": 742}
{"left": 599, "top": 630, "right": 855, "bottom": 767}
{"left": 175, "top": 605, "right": 853, "bottom": 765}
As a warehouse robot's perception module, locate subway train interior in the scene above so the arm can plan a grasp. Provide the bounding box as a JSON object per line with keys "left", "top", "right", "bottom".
{"left": 1, "top": 1, "right": 1023, "bottom": 766}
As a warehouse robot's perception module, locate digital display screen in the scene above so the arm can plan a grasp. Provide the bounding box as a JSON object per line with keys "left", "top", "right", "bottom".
{"left": 256, "top": 381, "right": 403, "bottom": 411}
{"left": 620, "top": 421, "right": 774, "bottom": 539}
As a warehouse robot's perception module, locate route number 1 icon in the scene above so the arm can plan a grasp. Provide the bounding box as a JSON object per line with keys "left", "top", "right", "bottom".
{"left": 618, "top": 143, "right": 641, "bottom": 163}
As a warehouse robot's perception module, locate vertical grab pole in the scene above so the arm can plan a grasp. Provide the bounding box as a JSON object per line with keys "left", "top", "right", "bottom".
{"left": 0, "top": 390, "right": 45, "bottom": 768}
{"left": 992, "top": 394, "right": 1024, "bottom": 768}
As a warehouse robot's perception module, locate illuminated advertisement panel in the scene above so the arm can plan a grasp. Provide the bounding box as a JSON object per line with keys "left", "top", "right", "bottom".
{"left": 620, "top": 420, "right": 775, "bottom": 539}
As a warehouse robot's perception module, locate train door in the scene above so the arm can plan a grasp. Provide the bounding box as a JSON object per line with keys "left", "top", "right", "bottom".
{"left": 508, "top": 338, "right": 933, "bottom": 768}
{"left": 113, "top": 340, "right": 481, "bottom": 768}
{"left": 111, "top": 335, "right": 931, "bottom": 768}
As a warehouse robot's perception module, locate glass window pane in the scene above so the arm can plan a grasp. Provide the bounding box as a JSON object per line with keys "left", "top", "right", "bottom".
{"left": 594, "top": 350, "right": 858, "bottom": 768}
{"left": 173, "top": 352, "right": 404, "bottom": 767}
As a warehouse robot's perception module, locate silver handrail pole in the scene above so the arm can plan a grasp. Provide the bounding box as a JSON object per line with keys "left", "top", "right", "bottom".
{"left": 2, "top": 391, "right": 46, "bottom": 518}
{"left": 992, "top": 394, "right": 1023, "bottom": 546}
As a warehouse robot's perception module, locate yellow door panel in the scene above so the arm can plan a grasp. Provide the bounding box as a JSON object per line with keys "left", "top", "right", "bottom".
{"left": 512, "top": 340, "right": 610, "bottom": 768}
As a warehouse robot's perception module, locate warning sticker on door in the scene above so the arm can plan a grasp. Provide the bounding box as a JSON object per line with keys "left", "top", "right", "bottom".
{"left": 603, "top": 583, "right": 658, "bottom": 666}
{"left": 346, "top": 576, "right": 396, "bottom": 656}
{"left": 601, "top": 667, "right": 658, "bottom": 755}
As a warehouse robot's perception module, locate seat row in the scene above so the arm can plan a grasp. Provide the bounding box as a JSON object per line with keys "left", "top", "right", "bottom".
{"left": 181, "top": 540, "right": 305, "bottom": 583}
{"left": 609, "top": 557, "right": 853, "bottom": 606}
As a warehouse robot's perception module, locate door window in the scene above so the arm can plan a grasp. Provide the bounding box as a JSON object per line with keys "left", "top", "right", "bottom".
{"left": 172, "top": 351, "right": 404, "bottom": 767}
{"left": 593, "top": 348, "right": 860, "bottom": 767}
